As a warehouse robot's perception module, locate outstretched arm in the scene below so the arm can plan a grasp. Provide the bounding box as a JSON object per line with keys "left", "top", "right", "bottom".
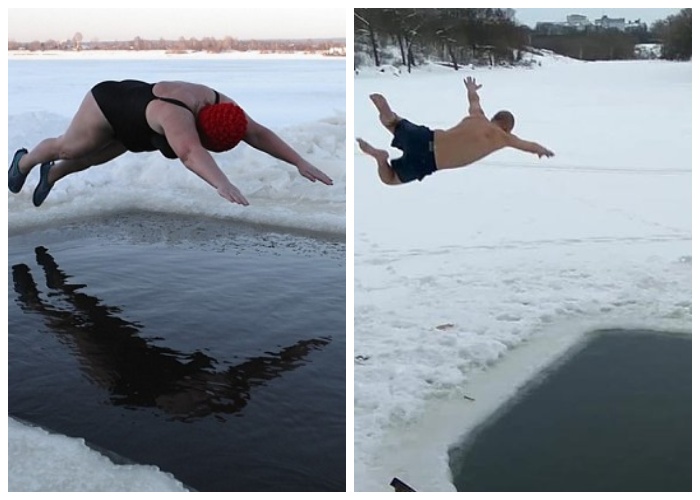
{"left": 179, "top": 146, "right": 251, "bottom": 204}
{"left": 506, "top": 134, "right": 555, "bottom": 158}
{"left": 160, "top": 112, "right": 250, "bottom": 205}
{"left": 464, "top": 77, "right": 485, "bottom": 117}
{"left": 243, "top": 117, "right": 333, "bottom": 185}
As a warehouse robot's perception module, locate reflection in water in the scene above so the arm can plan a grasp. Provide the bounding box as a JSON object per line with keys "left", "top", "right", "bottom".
{"left": 11, "top": 246, "right": 331, "bottom": 422}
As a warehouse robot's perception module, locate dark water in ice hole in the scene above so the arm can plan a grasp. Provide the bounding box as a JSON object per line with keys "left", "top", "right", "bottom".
{"left": 449, "top": 329, "right": 691, "bottom": 492}
{"left": 8, "top": 213, "right": 346, "bottom": 492}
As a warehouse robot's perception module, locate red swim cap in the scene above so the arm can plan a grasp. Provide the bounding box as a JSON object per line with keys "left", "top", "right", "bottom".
{"left": 196, "top": 103, "right": 248, "bottom": 152}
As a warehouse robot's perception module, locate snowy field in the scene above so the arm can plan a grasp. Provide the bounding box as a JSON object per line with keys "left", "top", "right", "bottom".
{"left": 7, "top": 51, "right": 344, "bottom": 492}
{"left": 353, "top": 55, "right": 691, "bottom": 491}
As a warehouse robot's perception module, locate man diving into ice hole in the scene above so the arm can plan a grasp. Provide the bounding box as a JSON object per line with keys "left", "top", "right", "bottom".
{"left": 357, "top": 76, "right": 554, "bottom": 185}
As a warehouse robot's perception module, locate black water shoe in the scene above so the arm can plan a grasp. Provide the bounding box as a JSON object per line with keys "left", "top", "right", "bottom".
{"left": 33, "top": 162, "right": 55, "bottom": 207}
{"left": 8, "top": 148, "right": 28, "bottom": 193}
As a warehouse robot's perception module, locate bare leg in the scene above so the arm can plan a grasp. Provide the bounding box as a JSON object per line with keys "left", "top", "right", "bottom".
{"left": 49, "top": 140, "right": 128, "bottom": 184}
{"left": 356, "top": 138, "right": 401, "bottom": 185}
{"left": 369, "top": 94, "right": 402, "bottom": 134}
{"left": 19, "top": 91, "right": 115, "bottom": 176}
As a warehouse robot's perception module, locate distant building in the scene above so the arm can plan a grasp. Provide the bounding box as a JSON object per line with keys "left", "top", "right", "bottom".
{"left": 535, "top": 14, "right": 591, "bottom": 34}
{"left": 566, "top": 14, "right": 591, "bottom": 30}
{"left": 624, "top": 19, "right": 647, "bottom": 32}
{"left": 536, "top": 14, "right": 646, "bottom": 34}
{"left": 595, "top": 15, "right": 626, "bottom": 30}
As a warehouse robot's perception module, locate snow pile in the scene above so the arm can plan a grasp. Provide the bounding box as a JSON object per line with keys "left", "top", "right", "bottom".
{"left": 8, "top": 111, "right": 345, "bottom": 234}
{"left": 8, "top": 418, "right": 188, "bottom": 492}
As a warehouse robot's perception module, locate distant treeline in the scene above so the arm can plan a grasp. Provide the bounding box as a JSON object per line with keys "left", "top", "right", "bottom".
{"left": 354, "top": 8, "right": 691, "bottom": 69}
{"left": 8, "top": 36, "right": 346, "bottom": 55}
{"left": 531, "top": 30, "right": 641, "bottom": 61}
{"left": 532, "top": 8, "right": 691, "bottom": 61}
{"left": 651, "top": 8, "right": 692, "bottom": 60}
{"left": 355, "top": 8, "right": 528, "bottom": 71}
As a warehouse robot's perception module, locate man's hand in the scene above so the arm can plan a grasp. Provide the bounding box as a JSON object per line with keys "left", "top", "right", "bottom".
{"left": 464, "top": 77, "right": 485, "bottom": 117}
{"left": 507, "top": 135, "right": 555, "bottom": 159}
{"left": 217, "top": 182, "right": 250, "bottom": 206}
{"left": 464, "top": 76, "right": 482, "bottom": 92}
{"left": 533, "top": 143, "right": 555, "bottom": 158}
{"left": 297, "top": 160, "right": 333, "bottom": 185}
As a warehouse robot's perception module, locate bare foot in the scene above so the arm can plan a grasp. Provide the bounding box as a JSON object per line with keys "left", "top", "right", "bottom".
{"left": 369, "top": 94, "right": 399, "bottom": 128}
{"left": 357, "top": 137, "right": 400, "bottom": 185}
{"left": 357, "top": 138, "right": 389, "bottom": 163}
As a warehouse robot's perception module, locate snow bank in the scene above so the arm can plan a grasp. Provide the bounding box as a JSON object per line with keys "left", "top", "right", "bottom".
{"left": 9, "top": 418, "right": 188, "bottom": 492}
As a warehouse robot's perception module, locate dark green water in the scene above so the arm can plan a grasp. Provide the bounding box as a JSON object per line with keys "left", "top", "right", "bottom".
{"left": 449, "top": 330, "right": 691, "bottom": 492}
{"left": 8, "top": 213, "right": 345, "bottom": 492}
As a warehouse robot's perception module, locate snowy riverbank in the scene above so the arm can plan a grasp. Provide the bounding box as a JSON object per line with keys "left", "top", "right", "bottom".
{"left": 353, "top": 55, "right": 691, "bottom": 491}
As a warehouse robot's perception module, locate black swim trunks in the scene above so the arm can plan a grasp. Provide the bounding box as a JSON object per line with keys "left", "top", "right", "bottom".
{"left": 91, "top": 80, "right": 219, "bottom": 159}
{"left": 390, "top": 119, "right": 437, "bottom": 183}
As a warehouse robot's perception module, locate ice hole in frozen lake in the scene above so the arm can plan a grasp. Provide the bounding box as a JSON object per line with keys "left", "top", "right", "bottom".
{"left": 448, "top": 329, "right": 691, "bottom": 492}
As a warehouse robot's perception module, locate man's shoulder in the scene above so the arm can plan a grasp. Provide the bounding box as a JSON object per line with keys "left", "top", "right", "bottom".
{"left": 460, "top": 115, "right": 491, "bottom": 127}
{"left": 440, "top": 116, "right": 490, "bottom": 135}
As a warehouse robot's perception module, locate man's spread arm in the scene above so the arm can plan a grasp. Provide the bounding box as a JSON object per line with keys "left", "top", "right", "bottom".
{"left": 464, "top": 77, "right": 485, "bottom": 117}
{"left": 506, "top": 134, "right": 555, "bottom": 158}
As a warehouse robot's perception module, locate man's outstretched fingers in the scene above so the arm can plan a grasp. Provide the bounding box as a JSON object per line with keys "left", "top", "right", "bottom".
{"left": 464, "top": 76, "right": 482, "bottom": 91}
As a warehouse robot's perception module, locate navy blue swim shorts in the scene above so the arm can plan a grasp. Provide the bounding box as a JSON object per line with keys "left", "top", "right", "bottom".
{"left": 390, "top": 119, "right": 437, "bottom": 183}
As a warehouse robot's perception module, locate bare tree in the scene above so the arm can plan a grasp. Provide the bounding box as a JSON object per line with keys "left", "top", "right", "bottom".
{"left": 354, "top": 9, "right": 381, "bottom": 67}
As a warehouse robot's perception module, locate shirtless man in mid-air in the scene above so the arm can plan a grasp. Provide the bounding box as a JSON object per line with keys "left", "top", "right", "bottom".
{"left": 357, "top": 76, "right": 554, "bottom": 185}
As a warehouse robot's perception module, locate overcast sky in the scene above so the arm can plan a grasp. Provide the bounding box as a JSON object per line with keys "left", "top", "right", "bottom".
{"left": 513, "top": 8, "right": 682, "bottom": 28}
{"left": 8, "top": 8, "right": 346, "bottom": 42}
{"left": 7, "top": 7, "right": 682, "bottom": 42}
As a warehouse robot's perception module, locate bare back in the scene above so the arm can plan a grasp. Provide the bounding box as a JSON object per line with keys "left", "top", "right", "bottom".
{"left": 433, "top": 116, "right": 508, "bottom": 170}
{"left": 146, "top": 81, "right": 232, "bottom": 135}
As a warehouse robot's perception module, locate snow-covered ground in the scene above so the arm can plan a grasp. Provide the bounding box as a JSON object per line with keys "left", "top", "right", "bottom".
{"left": 353, "top": 55, "right": 691, "bottom": 491}
{"left": 7, "top": 51, "right": 344, "bottom": 492}
{"left": 8, "top": 418, "right": 188, "bottom": 492}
